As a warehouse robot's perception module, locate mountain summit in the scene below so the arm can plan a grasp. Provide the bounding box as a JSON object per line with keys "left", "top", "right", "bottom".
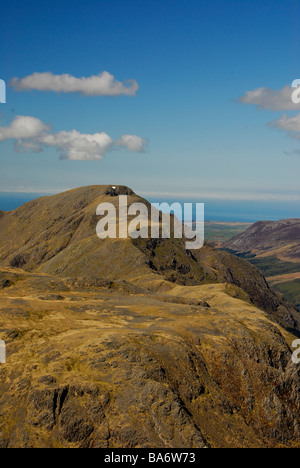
{"left": 0, "top": 186, "right": 298, "bottom": 332}
{"left": 0, "top": 186, "right": 300, "bottom": 448}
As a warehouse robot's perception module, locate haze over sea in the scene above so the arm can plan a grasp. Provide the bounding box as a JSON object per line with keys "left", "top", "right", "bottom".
{"left": 0, "top": 192, "right": 299, "bottom": 223}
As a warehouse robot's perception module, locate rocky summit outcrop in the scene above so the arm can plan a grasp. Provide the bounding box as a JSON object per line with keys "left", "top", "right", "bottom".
{"left": 0, "top": 186, "right": 300, "bottom": 448}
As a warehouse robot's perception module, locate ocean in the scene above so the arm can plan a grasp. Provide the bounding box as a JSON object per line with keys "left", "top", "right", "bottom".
{"left": 0, "top": 192, "right": 299, "bottom": 223}
{"left": 0, "top": 193, "right": 50, "bottom": 212}
{"left": 149, "top": 197, "right": 300, "bottom": 222}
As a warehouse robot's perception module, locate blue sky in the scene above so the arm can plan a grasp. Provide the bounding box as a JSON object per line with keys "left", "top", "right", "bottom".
{"left": 1, "top": 0, "right": 300, "bottom": 205}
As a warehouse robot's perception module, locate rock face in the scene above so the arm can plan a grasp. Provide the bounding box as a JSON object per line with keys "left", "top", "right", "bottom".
{"left": 0, "top": 186, "right": 300, "bottom": 448}
{"left": 223, "top": 219, "right": 300, "bottom": 262}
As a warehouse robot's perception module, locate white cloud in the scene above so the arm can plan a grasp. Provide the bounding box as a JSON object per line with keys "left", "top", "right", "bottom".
{"left": 239, "top": 85, "right": 300, "bottom": 111}
{"left": 0, "top": 116, "right": 50, "bottom": 141}
{"left": 115, "top": 134, "right": 147, "bottom": 152}
{"left": 0, "top": 115, "right": 147, "bottom": 160}
{"left": 269, "top": 113, "right": 300, "bottom": 133}
{"left": 41, "top": 130, "right": 113, "bottom": 160}
{"left": 14, "top": 140, "right": 44, "bottom": 153}
{"left": 240, "top": 84, "right": 300, "bottom": 150}
{"left": 10, "top": 71, "right": 139, "bottom": 97}
{"left": 269, "top": 113, "right": 300, "bottom": 145}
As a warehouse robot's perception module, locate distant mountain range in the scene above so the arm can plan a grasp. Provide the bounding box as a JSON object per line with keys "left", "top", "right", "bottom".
{"left": 223, "top": 219, "right": 300, "bottom": 262}
{"left": 0, "top": 186, "right": 300, "bottom": 448}
{"left": 223, "top": 219, "right": 300, "bottom": 310}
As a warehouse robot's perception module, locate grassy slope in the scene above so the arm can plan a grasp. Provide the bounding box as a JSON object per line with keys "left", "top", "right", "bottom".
{"left": 1, "top": 268, "right": 300, "bottom": 448}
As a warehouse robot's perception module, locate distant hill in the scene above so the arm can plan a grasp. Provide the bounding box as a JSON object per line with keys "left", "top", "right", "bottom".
{"left": 223, "top": 219, "right": 300, "bottom": 262}
{"left": 223, "top": 219, "right": 300, "bottom": 311}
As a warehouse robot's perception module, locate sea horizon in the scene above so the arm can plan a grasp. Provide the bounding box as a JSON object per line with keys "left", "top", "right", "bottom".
{"left": 0, "top": 191, "right": 299, "bottom": 223}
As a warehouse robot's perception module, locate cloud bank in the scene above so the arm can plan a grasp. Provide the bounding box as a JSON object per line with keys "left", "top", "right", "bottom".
{"left": 0, "top": 116, "right": 147, "bottom": 160}
{"left": 270, "top": 113, "right": 300, "bottom": 134}
{"left": 240, "top": 83, "right": 300, "bottom": 150}
{"left": 10, "top": 71, "right": 139, "bottom": 96}
{"left": 239, "top": 85, "right": 300, "bottom": 111}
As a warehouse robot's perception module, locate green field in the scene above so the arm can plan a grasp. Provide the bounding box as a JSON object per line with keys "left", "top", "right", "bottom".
{"left": 274, "top": 280, "right": 300, "bottom": 310}
{"left": 246, "top": 256, "right": 300, "bottom": 277}
{"left": 205, "top": 222, "right": 252, "bottom": 244}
